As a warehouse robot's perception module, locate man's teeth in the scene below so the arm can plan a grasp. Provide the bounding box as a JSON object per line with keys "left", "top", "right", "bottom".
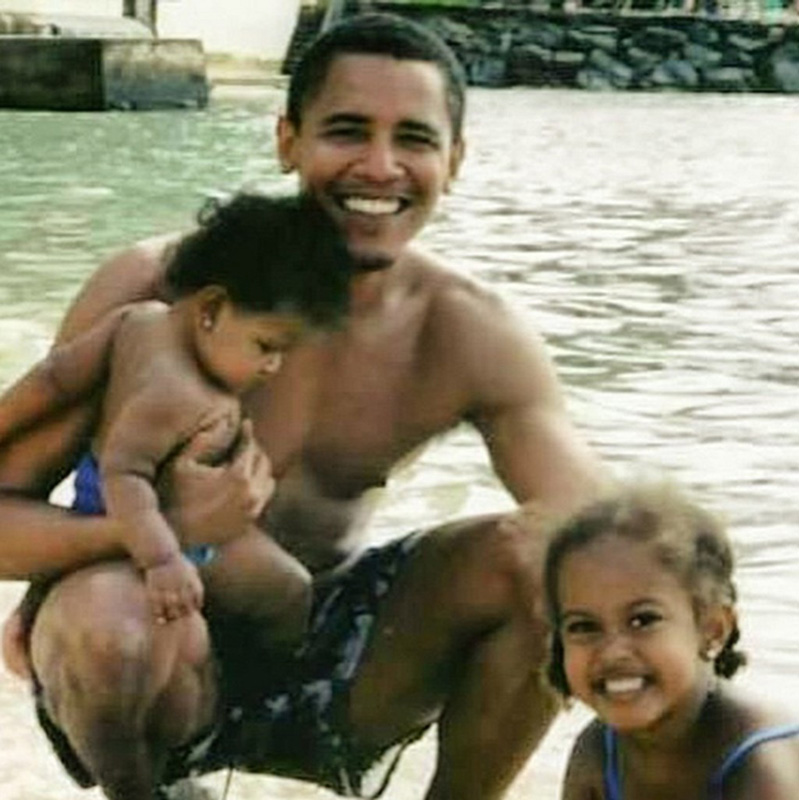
{"left": 343, "top": 197, "right": 401, "bottom": 215}
{"left": 604, "top": 677, "right": 644, "bottom": 695}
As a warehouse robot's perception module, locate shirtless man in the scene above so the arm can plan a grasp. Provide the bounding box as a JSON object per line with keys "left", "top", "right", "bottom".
{"left": 0, "top": 13, "right": 606, "bottom": 800}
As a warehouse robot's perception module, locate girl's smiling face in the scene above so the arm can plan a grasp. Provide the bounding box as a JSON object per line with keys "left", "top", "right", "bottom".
{"left": 557, "top": 533, "right": 714, "bottom": 737}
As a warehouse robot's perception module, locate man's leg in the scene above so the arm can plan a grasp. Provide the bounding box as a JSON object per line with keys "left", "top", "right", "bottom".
{"left": 201, "top": 527, "right": 312, "bottom": 652}
{"left": 30, "top": 561, "right": 218, "bottom": 800}
{"left": 348, "top": 512, "right": 558, "bottom": 800}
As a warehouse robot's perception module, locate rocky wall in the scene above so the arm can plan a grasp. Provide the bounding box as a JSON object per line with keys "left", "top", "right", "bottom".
{"left": 369, "top": 2, "right": 799, "bottom": 92}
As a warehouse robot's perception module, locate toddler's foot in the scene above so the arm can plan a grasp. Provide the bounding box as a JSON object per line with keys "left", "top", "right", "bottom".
{"left": 1, "top": 608, "right": 32, "bottom": 681}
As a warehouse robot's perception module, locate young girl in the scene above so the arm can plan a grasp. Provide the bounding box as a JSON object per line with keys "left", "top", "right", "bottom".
{"left": 544, "top": 481, "right": 799, "bottom": 800}
{"left": 0, "top": 191, "right": 355, "bottom": 649}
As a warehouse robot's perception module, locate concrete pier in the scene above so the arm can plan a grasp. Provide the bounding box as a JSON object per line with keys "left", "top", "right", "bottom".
{"left": 0, "top": 12, "right": 208, "bottom": 110}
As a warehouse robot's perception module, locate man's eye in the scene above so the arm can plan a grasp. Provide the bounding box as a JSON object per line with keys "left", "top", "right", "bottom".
{"left": 398, "top": 132, "right": 439, "bottom": 150}
{"left": 324, "top": 126, "right": 365, "bottom": 141}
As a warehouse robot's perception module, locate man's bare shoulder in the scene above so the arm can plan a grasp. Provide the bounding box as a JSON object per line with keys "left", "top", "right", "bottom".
{"left": 58, "top": 231, "right": 187, "bottom": 343}
{"left": 563, "top": 718, "right": 605, "bottom": 800}
{"left": 400, "top": 245, "right": 526, "bottom": 327}
{"left": 402, "top": 246, "right": 555, "bottom": 391}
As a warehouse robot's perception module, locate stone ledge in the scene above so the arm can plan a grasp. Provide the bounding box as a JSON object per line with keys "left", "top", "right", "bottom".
{"left": 0, "top": 36, "right": 208, "bottom": 110}
{"left": 363, "top": 2, "right": 799, "bottom": 92}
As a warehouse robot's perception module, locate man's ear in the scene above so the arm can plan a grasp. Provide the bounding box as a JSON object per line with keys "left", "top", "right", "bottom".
{"left": 445, "top": 138, "right": 466, "bottom": 193}
{"left": 276, "top": 115, "right": 298, "bottom": 174}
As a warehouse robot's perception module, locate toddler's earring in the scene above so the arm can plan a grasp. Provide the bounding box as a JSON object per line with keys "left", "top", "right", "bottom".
{"left": 201, "top": 315, "right": 213, "bottom": 331}
{"left": 702, "top": 645, "right": 720, "bottom": 661}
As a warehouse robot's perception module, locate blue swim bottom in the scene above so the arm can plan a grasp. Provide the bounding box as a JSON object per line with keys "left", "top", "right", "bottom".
{"left": 72, "top": 452, "right": 216, "bottom": 567}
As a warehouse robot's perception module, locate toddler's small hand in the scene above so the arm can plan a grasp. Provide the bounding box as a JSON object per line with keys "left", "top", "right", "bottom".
{"left": 144, "top": 553, "right": 204, "bottom": 624}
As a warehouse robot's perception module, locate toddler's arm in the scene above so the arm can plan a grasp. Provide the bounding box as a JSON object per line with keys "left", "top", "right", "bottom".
{"left": 103, "top": 467, "right": 203, "bottom": 623}
{"left": 100, "top": 395, "right": 206, "bottom": 622}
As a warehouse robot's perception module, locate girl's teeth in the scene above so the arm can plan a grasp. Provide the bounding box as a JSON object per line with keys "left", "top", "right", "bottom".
{"left": 604, "top": 677, "right": 644, "bottom": 695}
{"left": 343, "top": 197, "right": 401, "bottom": 215}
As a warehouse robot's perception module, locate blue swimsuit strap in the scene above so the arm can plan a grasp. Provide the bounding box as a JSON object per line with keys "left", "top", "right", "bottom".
{"left": 603, "top": 722, "right": 799, "bottom": 800}
{"left": 709, "top": 722, "right": 799, "bottom": 797}
{"left": 602, "top": 725, "right": 623, "bottom": 800}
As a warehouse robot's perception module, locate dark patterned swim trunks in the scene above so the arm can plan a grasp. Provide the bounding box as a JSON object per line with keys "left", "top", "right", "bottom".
{"left": 34, "top": 529, "right": 429, "bottom": 798}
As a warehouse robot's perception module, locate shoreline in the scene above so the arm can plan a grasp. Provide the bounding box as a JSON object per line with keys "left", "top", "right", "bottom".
{"left": 206, "top": 56, "right": 287, "bottom": 89}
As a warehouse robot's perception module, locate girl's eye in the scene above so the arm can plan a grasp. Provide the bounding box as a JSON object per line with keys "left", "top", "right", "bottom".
{"left": 630, "top": 610, "right": 662, "bottom": 630}
{"left": 562, "top": 618, "right": 600, "bottom": 638}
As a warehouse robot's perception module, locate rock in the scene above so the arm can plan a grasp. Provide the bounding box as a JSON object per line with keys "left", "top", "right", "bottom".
{"left": 585, "top": 47, "right": 635, "bottom": 86}
{"left": 517, "top": 20, "right": 565, "bottom": 50}
{"left": 632, "top": 26, "right": 689, "bottom": 55}
{"left": 684, "top": 42, "right": 723, "bottom": 70}
{"left": 767, "top": 42, "right": 799, "bottom": 92}
{"left": 467, "top": 54, "right": 508, "bottom": 87}
{"left": 647, "top": 57, "right": 700, "bottom": 88}
{"left": 702, "top": 65, "right": 756, "bottom": 91}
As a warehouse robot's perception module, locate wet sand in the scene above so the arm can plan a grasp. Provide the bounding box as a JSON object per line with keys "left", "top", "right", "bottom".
{"left": 0, "top": 579, "right": 588, "bottom": 800}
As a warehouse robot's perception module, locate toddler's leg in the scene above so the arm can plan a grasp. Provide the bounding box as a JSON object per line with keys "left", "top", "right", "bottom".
{"left": 200, "top": 528, "right": 312, "bottom": 652}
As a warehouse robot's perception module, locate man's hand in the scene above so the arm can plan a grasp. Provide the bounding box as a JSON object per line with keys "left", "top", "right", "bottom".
{"left": 144, "top": 552, "right": 204, "bottom": 624}
{"left": 163, "top": 419, "right": 275, "bottom": 546}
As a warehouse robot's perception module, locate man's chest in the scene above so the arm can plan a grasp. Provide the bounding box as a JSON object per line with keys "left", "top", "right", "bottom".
{"left": 248, "top": 327, "right": 467, "bottom": 495}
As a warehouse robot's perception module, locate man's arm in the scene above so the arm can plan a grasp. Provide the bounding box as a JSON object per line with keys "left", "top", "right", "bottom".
{"left": 54, "top": 233, "right": 177, "bottom": 344}
{"left": 442, "top": 281, "right": 608, "bottom": 514}
{"left": 561, "top": 724, "right": 604, "bottom": 800}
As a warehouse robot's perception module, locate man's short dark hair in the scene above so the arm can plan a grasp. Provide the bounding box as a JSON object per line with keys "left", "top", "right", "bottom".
{"left": 287, "top": 12, "right": 467, "bottom": 142}
{"left": 165, "top": 193, "right": 353, "bottom": 327}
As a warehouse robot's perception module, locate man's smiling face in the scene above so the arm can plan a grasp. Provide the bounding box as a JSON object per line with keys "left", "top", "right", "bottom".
{"left": 278, "top": 54, "right": 463, "bottom": 270}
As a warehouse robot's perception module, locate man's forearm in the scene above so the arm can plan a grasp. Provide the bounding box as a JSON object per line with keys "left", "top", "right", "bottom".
{"left": 0, "top": 494, "right": 124, "bottom": 580}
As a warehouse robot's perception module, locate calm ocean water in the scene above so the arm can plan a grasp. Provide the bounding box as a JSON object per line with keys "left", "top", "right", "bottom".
{"left": 0, "top": 85, "right": 798, "bottom": 798}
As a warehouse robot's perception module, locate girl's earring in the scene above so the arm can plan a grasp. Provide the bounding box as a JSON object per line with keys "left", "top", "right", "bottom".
{"left": 201, "top": 315, "right": 213, "bottom": 331}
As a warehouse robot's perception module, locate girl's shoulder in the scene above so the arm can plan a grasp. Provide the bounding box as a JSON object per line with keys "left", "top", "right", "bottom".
{"left": 713, "top": 686, "right": 799, "bottom": 800}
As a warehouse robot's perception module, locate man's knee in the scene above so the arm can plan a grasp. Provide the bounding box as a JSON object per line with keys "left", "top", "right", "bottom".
{"left": 31, "top": 563, "right": 215, "bottom": 745}
{"left": 436, "top": 512, "right": 547, "bottom": 615}
{"left": 32, "top": 565, "right": 202, "bottom": 707}
{"left": 31, "top": 566, "right": 148, "bottom": 714}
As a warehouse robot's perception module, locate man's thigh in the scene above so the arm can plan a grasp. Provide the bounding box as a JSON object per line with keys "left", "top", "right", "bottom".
{"left": 347, "top": 511, "right": 546, "bottom": 749}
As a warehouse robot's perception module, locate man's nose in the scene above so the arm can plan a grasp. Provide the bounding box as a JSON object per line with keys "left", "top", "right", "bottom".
{"left": 357, "top": 136, "right": 403, "bottom": 181}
